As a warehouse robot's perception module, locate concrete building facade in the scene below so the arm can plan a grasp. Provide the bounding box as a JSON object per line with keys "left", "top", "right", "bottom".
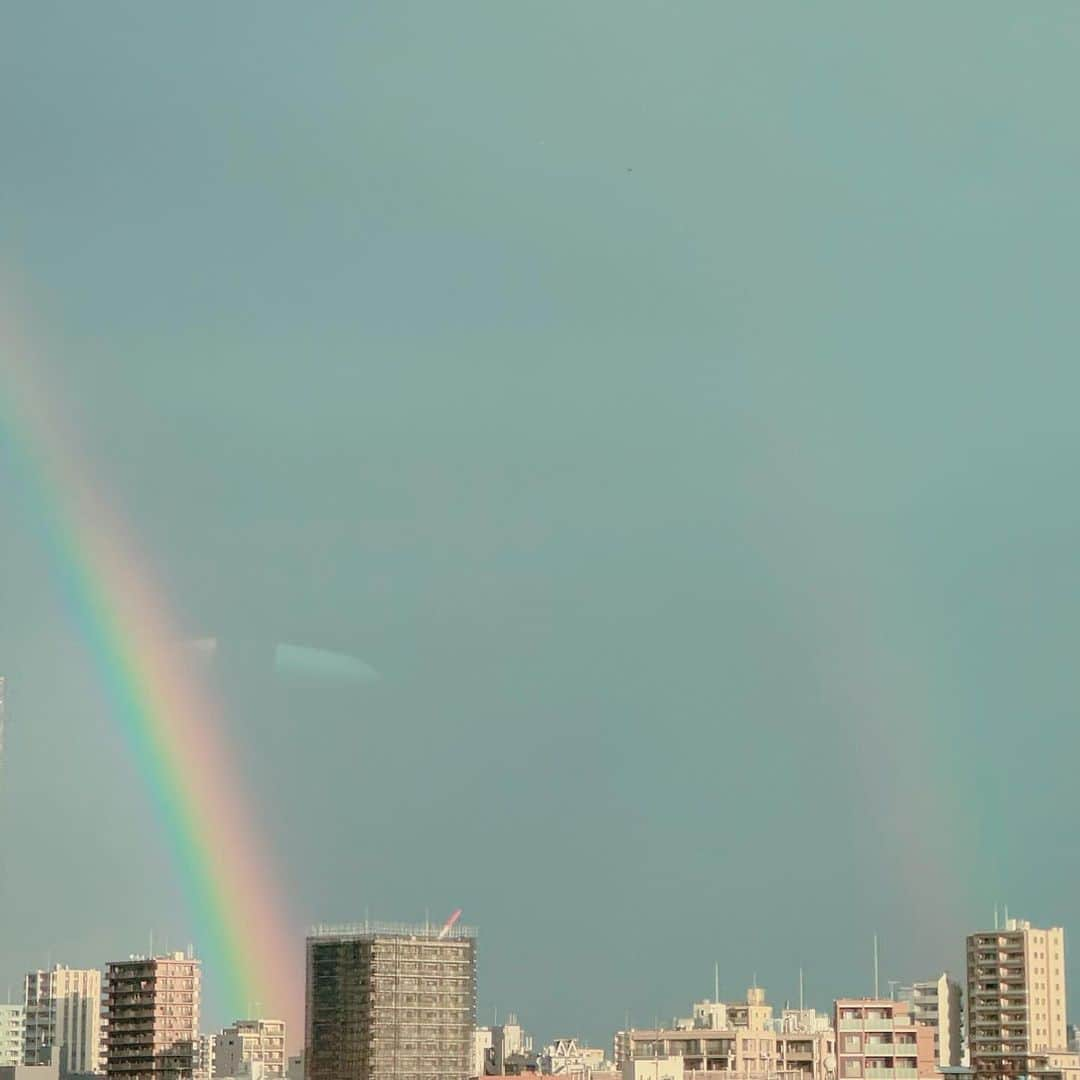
{"left": 24, "top": 967, "right": 102, "bottom": 1075}
{"left": 213, "top": 1022, "right": 284, "bottom": 1080}
{"left": 103, "top": 954, "right": 200, "bottom": 1080}
{"left": 616, "top": 989, "right": 835, "bottom": 1080}
{"left": 305, "top": 921, "right": 476, "bottom": 1080}
{"left": 834, "top": 999, "right": 936, "bottom": 1080}
{"left": 897, "top": 976, "right": 963, "bottom": 1070}
{"left": 966, "top": 919, "right": 1068, "bottom": 1080}
{"left": 0, "top": 1007, "right": 25, "bottom": 1069}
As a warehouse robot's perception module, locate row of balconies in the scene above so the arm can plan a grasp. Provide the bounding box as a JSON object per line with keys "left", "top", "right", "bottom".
{"left": 837, "top": 1020, "right": 912, "bottom": 1032}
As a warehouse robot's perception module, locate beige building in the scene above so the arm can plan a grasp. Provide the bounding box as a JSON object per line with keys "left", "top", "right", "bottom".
{"left": 897, "top": 975, "right": 962, "bottom": 1069}
{"left": 966, "top": 919, "right": 1069, "bottom": 1080}
{"left": 834, "top": 998, "right": 936, "bottom": 1080}
{"left": 103, "top": 954, "right": 200, "bottom": 1080}
{"left": 0, "top": 1007, "right": 24, "bottom": 1069}
{"left": 621, "top": 1057, "right": 684, "bottom": 1080}
{"left": 24, "top": 966, "right": 102, "bottom": 1075}
{"left": 616, "top": 988, "right": 835, "bottom": 1080}
{"left": 213, "top": 1022, "right": 284, "bottom": 1080}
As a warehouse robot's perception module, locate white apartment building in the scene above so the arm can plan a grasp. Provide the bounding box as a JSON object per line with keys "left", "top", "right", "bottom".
{"left": 213, "top": 1021, "right": 285, "bottom": 1079}
{"left": 897, "top": 974, "right": 963, "bottom": 1069}
{"left": 194, "top": 1034, "right": 215, "bottom": 1080}
{"left": 0, "top": 1006, "right": 25, "bottom": 1068}
{"left": 471, "top": 1029, "right": 492, "bottom": 1078}
{"left": 24, "top": 967, "right": 102, "bottom": 1075}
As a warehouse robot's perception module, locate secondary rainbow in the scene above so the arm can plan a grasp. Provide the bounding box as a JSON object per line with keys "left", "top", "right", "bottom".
{"left": 1, "top": 314, "right": 298, "bottom": 1031}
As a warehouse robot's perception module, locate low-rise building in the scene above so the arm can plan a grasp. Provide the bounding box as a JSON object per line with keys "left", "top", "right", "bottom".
{"left": 617, "top": 989, "right": 835, "bottom": 1080}
{"left": 621, "top": 1057, "right": 684, "bottom": 1080}
{"left": 213, "top": 1021, "right": 285, "bottom": 1080}
{"left": 1, "top": 1046, "right": 60, "bottom": 1080}
{"left": 540, "top": 1038, "right": 607, "bottom": 1075}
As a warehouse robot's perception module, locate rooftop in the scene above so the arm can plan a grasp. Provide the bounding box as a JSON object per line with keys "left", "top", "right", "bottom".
{"left": 308, "top": 919, "right": 477, "bottom": 941}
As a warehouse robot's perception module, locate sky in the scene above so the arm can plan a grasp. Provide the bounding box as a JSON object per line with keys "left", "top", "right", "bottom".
{"left": 3, "top": 0, "right": 1080, "bottom": 1051}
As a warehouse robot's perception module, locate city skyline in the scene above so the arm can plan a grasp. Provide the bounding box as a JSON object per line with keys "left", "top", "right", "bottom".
{"left": 5, "top": 0, "right": 1080, "bottom": 1052}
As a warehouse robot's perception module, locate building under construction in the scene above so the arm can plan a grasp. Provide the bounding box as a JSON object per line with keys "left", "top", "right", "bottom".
{"left": 305, "top": 920, "right": 476, "bottom": 1080}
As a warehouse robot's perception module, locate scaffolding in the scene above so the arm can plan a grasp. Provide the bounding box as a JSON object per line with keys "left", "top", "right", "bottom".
{"left": 306, "top": 922, "right": 477, "bottom": 1080}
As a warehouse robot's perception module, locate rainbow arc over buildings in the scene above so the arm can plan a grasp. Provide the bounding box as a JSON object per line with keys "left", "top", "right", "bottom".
{"left": 1, "top": 316, "right": 298, "bottom": 1031}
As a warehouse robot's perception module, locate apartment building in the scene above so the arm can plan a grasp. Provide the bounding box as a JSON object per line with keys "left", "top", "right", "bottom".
{"left": 616, "top": 989, "right": 835, "bottom": 1080}
{"left": 897, "top": 976, "right": 962, "bottom": 1069}
{"left": 834, "top": 999, "right": 936, "bottom": 1080}
{"left": 103, "top": 954, "right": 200, "bottom": 1080}
{"left": 24, "top": 967, "right": 102, "bottom": 1075}
{"left": 213, "top": 1022, "right": 285, "bottom": 1080}
{"left": 966, "top": 919, "right": 1069, "bottom": 1080}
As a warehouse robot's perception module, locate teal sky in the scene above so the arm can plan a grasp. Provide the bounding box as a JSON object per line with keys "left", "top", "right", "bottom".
{"left": 3, "top": 1, "right": 1080, "bottom": 1047}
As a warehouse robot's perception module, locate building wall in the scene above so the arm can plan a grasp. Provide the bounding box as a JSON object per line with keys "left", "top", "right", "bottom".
{"left": 835, "top": 998, "right": 920, "bottom": 1080}
{"left": 0, "top": 1058, "right": 60, "bottom": 1080}
{"left": 0, "top": 1007, "right": 24, "bottom": 1068}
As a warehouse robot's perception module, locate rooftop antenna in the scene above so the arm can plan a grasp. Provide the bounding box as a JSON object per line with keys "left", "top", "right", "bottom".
{"left": 715, "top": 962, "right": 720, "bottom": 1004}
{"left": 873, "top": 935, "right": 880, "bottom": 998}
{"left": 799, "top": 968, "right": 804, "bottom": 1012}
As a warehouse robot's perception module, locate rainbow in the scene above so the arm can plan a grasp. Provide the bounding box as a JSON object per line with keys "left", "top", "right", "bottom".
{"left": 1, "top": 310, "right": 299, "bottom": 1035}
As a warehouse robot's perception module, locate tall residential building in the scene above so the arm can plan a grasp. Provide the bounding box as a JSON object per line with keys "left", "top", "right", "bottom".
{"left": 103, "top": 954, "right": 200, "bottom": 1080}
{"left": 966, "top": 919, "right": 1068, "bottom": 1080}
{"left": 834, "top": 998, "right": 936, "bottom": 1080}
{"left": 24, "top": 966, "right": 103, "bottom": 1075}
{"left": 305, "top": 920, "right": 477, "bottom": 1080}
{"left": 0, "top": 1007, "right": 25, "bottom": 1068}
{"left": 897, "top": 975, "right": 963, "bottom": 1069}
{"left": 213, "top": 1022, "right": 285, "bottom": 1079}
